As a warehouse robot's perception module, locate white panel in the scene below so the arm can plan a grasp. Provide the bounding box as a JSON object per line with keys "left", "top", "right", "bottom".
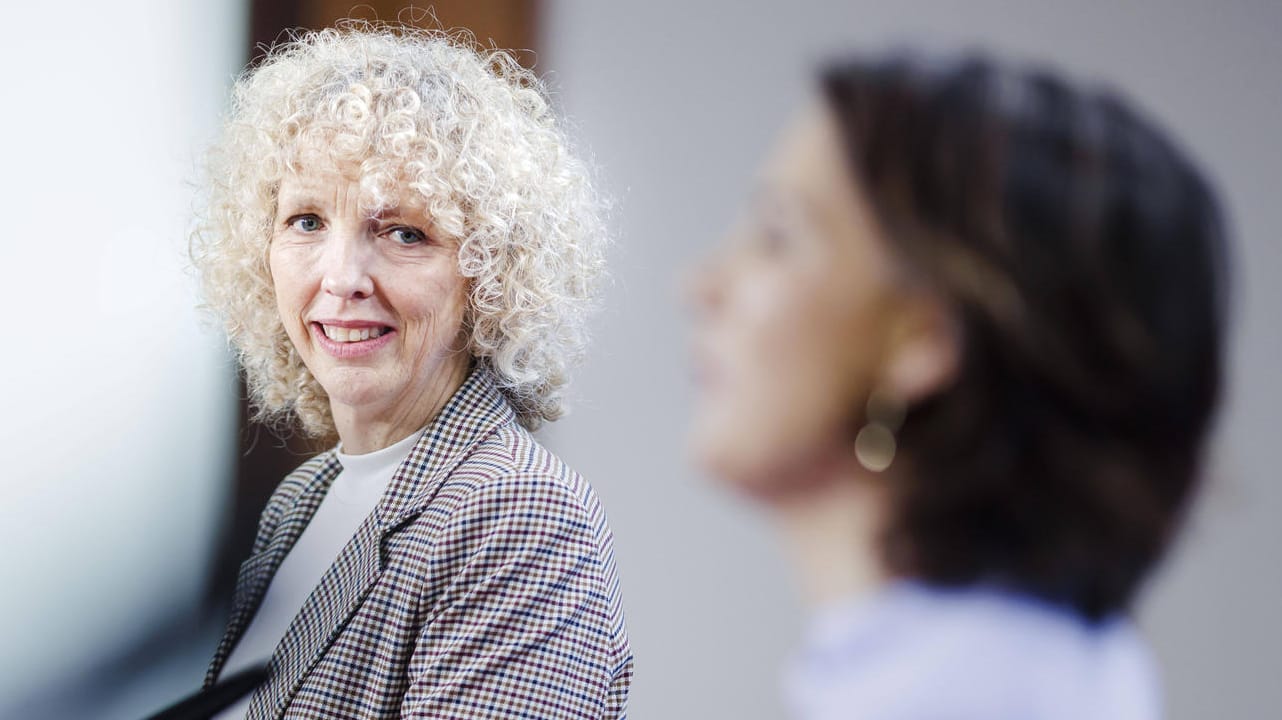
{"left": 0, "top": 0, "right": 246, "bottom": 707}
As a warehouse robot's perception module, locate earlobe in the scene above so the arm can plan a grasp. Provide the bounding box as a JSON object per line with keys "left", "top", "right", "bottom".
{"left": 882, "top": 295, "right": 961, "bottom": 406}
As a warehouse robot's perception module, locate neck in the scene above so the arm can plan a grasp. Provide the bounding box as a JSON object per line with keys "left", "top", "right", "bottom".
{"left": 332, "top": 361, "right": 471, "bottom": 454}
{"left": 770, "top": 453, "right": 892, "bottom": 610}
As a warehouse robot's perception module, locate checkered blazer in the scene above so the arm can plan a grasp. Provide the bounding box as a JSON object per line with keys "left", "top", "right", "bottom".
{"left": 204, "top": 368, "right": 633, "bottom": 719}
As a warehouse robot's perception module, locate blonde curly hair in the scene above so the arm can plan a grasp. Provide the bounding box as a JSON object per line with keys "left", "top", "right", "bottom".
{"left": 191, "top": 24, "right": 607, "bottom": 437}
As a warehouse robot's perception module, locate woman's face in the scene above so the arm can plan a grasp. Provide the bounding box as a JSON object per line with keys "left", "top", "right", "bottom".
{"left": 687, "top": 104, "right": 915, "bottom": 495}
{"left": 269, "top": 159, "right": 472, "bottom": 439}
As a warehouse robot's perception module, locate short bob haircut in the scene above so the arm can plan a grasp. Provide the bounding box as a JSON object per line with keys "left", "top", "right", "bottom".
{"left": 822, "top": 53, "right": 1230, "bottom": 620}
{"left": 192, "top": 24, "right": 606, "bottom": 437}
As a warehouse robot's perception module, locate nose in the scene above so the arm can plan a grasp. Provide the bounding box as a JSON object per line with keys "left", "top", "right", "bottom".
{"left": 320, "top": 226, "right": 375, "bottom": 300}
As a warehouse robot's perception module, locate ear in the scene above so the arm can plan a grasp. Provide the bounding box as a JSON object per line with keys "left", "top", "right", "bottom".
{"left": 880, "top": 291, "right": 961, "bottom": 405}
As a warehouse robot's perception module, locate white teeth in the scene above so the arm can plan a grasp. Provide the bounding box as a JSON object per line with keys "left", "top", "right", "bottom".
{"left": 320, "top": 324, "right": 386, "bottom": 343}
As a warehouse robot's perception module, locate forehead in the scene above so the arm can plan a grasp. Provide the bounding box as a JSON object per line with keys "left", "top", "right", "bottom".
{"left": 750, "top": 102, "right": 866, "bottom": 238}
{"left": 763, "top": 102, "right": 850, "bottom": 194}
{"left": 277, "top": 144, "right": 427, "bottom": 215}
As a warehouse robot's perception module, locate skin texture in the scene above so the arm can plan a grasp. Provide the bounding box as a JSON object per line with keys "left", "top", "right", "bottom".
{"left": 269, "top": 159, "right": 473, "bottom": 454}
{"left": 686, "top": 103, "right": 959, "bottom": 606}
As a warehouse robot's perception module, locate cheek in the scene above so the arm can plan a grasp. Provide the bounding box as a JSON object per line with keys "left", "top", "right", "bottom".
{"left": 268, "top": 246, "right": 307, "bottom": 328}
{"left": 693, "top": 270, "right": 867, "bottom": 487}
{"left": 394, "top": 266, "right": 470, "bottom": 348}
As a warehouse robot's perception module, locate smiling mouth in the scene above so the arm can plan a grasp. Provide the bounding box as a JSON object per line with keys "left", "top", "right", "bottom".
{"left": 315, "top": 323, "right": 393, "bottom": 343}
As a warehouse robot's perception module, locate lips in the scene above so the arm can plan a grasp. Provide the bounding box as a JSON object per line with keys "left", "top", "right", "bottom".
{"left": 310, "top": 320, "right": 396, "bottom": 358}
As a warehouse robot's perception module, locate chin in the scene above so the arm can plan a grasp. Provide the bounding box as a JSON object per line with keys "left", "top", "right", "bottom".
{"left": 315, "top": 368, "right": 391, "bottom": 408}
{"left": 689, "top": 420, "right": 776, "bottom": 498}
{"left": 710, "top": 458, "right": 799, "bottom": 504}
{"left": 693, "top": 418, "right": 839, "bottom": 508}
{"left": 687, "top": 406, "right": 729, "bottom": 470}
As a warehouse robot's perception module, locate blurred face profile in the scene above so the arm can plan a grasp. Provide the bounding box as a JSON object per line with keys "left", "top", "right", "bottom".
{"left": 686, "top": 104, "right": 909, "bottom": 496}
{"left": 268, "top": 152, "right": 471, "bottom": 433}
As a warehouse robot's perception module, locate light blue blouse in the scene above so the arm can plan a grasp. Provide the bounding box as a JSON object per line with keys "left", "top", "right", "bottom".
{"left": 784, "top": 581, "right": 1161, "bottom": 719}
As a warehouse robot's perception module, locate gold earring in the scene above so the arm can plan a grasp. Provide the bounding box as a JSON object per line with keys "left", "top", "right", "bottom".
{"left": 854, "top": 388, "right": 905, "bottom": 473}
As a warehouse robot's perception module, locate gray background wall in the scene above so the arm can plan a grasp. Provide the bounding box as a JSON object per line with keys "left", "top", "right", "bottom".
{"left": 540, "top": 2, "right": 1282, "bottom": 718}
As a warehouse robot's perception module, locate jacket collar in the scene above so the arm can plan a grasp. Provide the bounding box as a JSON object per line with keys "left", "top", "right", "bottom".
{"left": 372, "top": 364, "right": 515, "bottom": 531}
{"left": 207, "top": 365, "right": 516, "bottom": 718}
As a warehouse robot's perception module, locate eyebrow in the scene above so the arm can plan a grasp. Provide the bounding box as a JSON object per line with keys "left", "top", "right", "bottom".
{"left": 275, "top": 196, "right": 410, "bottom": 218}
{"left": 367, "top": 206, "right": 410, "bottom": 220}
{"left": 750, "top": 183, "right": 804, "bottom": 218}
{"left": 274, "top": 192, "right": 322, "bottom": 212}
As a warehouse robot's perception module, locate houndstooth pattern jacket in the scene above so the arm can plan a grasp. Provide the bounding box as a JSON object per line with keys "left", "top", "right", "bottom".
{"left": 204, "top": 367, "right": 633, "bottom": 719}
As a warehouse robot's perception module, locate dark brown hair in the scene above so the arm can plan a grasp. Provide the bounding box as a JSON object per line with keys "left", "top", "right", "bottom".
{"left": 822, "top": 53, "right": 1230, "bottom": 620}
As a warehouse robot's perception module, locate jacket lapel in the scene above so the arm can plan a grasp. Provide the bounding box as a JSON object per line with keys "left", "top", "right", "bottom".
{"left": 375, "top": 366, "right": 515, "bottom": 529}
{"left": 242, "top": 366, "right": 516, "bottom": 719}
{"left": 246, "top": 509, "right": 384, "bottom": 719}
{"left": 204, "top": 454, "right": 342, "bottom": 689}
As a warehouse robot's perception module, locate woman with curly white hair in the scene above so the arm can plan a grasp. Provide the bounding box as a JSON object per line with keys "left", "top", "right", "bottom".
{"left": 190, "top": 25, "right": 631, "bottom": 720}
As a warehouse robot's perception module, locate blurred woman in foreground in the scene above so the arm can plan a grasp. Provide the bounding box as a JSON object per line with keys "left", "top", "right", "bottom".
{"left": 688, "top": 53, "right": 1228, "bottom": 719}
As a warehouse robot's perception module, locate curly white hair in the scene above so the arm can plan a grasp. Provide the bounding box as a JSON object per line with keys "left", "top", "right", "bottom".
{"left": 191, "top": 23, "right": 607, "bottom": 437}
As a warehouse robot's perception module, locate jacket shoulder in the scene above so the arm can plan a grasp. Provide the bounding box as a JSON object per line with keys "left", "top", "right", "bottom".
{"left": 440, "top": 422, "right": 600, "bottom": 512}
{"left": 428, "top": 423, "right": 631, "bottom": 663}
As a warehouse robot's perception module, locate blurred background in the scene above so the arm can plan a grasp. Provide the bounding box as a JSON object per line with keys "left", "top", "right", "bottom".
{"left": 0, "top": 1, "right": 1277, "bottom": 718}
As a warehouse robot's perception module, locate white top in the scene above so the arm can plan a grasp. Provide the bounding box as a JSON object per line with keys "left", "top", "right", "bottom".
{"left": 214, "top": 428, "right": 425, "bottom": 720}
{"left": 784, "top": 581, "right": 1161, "bottom": 720}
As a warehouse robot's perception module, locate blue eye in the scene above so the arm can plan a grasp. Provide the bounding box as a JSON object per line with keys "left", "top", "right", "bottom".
{"left": 290, "top": 215, "right": 322, "bottom": 232}
{"left": 388, "top": 226, "right": 427, "bottom": 245}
